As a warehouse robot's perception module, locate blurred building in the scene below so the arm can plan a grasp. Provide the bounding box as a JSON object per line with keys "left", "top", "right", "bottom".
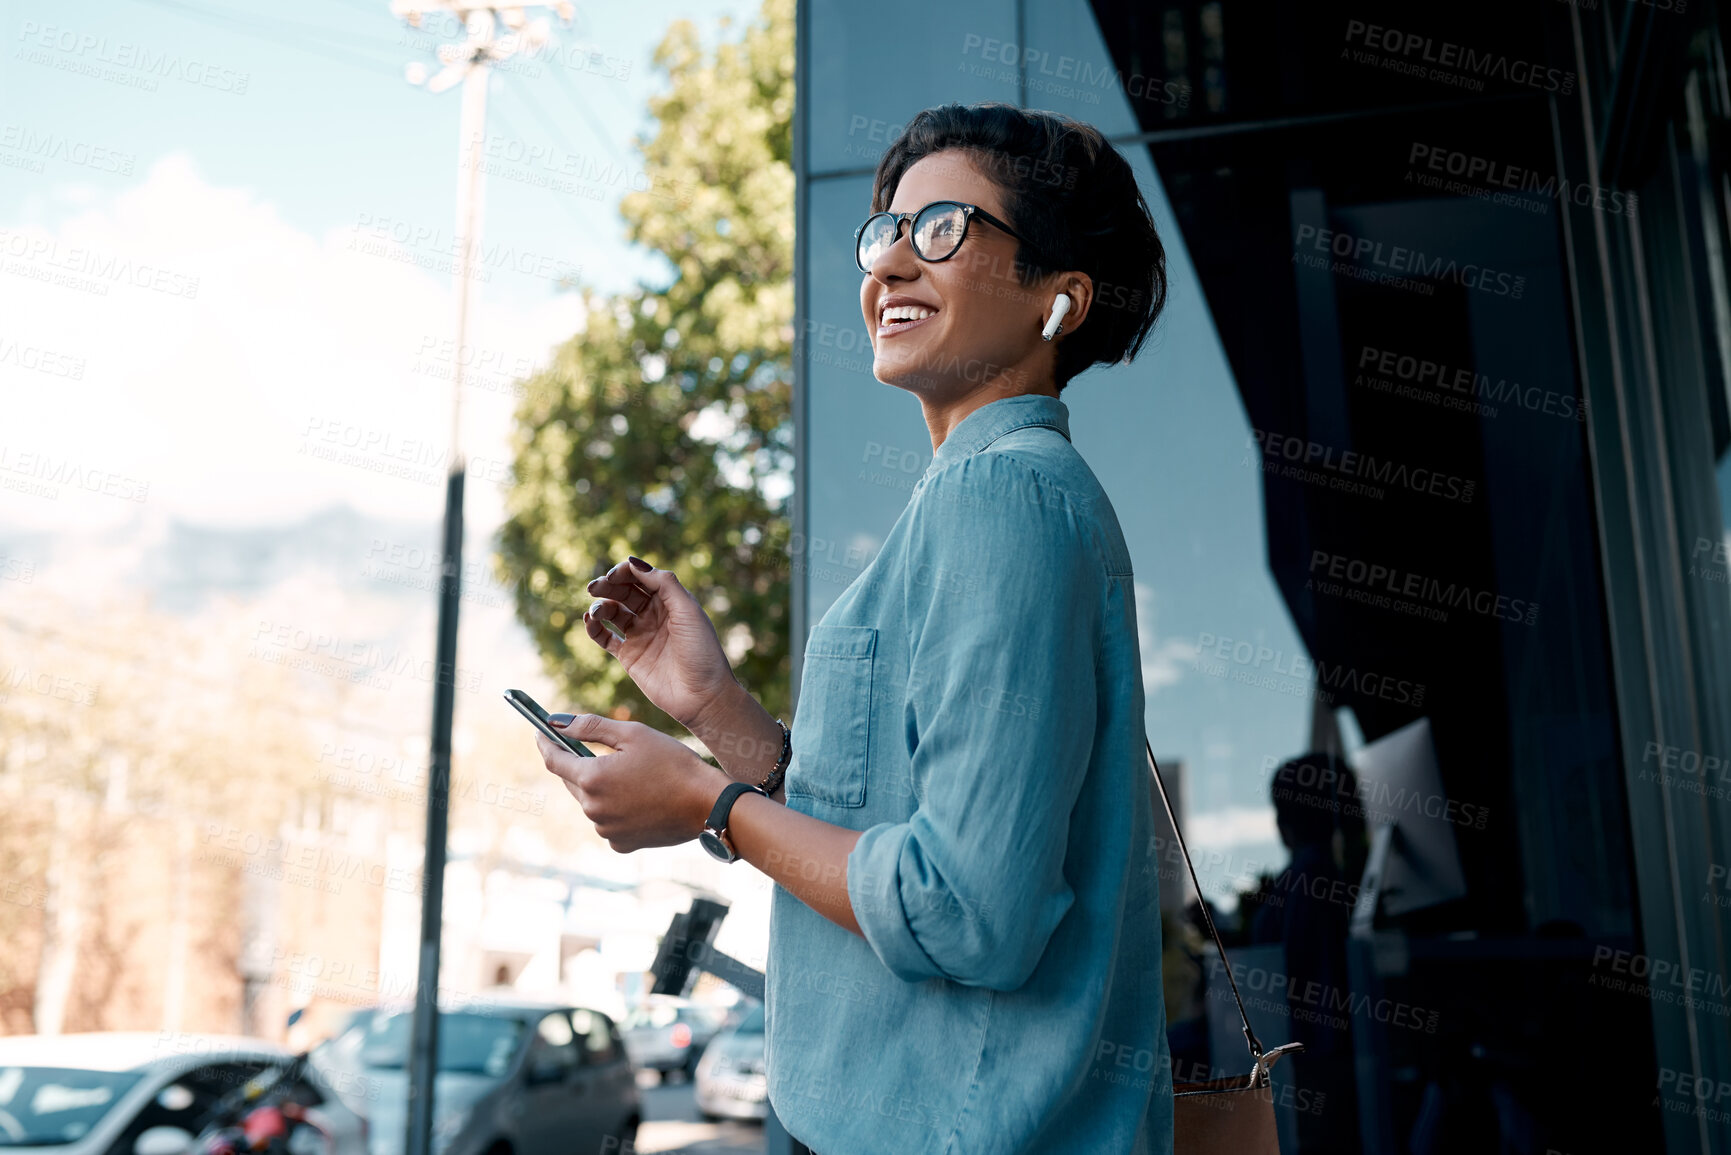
{"left": 0, "top": 774, "right": 765, "bottom": 1051}
{"left": 792, "top": 1, "right": 1731, "bottom": 1152}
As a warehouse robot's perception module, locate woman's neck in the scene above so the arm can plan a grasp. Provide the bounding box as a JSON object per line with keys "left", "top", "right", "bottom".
{"left": 920, "top": 381, "right": 1060, "bottom": 455}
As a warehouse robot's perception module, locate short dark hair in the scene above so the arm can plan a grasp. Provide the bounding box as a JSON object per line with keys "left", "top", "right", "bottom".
{"left": 871, "top": 102, "right": 1168, "bottom": 392}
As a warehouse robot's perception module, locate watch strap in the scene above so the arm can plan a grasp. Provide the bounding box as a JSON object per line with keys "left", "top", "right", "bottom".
{"left": 705, "top": 780, "right": 766, "bottom": 845}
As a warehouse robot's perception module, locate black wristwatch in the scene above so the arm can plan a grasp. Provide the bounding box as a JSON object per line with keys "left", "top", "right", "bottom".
{"left": 699, "top": 781, "right": 767, "bottom": 863}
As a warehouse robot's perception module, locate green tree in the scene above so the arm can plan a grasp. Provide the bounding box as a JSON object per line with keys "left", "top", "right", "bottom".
{"left": 498, "top": 0, "right": 794, "bottom": 731}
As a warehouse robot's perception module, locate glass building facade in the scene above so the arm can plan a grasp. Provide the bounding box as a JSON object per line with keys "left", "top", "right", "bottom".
{"left": 783, "top": 1, "right": 1731, "bottom": 1151}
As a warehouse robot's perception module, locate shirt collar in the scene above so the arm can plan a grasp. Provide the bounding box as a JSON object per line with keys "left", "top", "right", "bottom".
{"left": 923, "top": 393, "right": 1071, "bottom": 479}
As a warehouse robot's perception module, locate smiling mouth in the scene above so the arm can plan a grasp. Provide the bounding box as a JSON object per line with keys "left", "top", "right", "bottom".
{"left": 878, "top": 306, "right": 938, "bottom": 337}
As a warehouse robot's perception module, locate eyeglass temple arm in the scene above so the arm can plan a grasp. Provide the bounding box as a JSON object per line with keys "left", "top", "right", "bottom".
{"left": 965, "top": 204, "right": 1029, "bottom": 245}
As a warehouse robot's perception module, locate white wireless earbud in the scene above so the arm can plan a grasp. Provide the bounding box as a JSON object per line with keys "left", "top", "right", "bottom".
{"left": 1041, "top": 293, "right": 1072, "bottom": 341}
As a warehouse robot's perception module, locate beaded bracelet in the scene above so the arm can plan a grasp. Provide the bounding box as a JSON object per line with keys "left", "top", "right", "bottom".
{"left": 754, "top": 718, "right": 792, "bottom": 795}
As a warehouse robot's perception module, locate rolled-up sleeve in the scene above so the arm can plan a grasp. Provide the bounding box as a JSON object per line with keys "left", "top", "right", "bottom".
{"left": 846, "top": 451, "right": 1104, "bottom": 991}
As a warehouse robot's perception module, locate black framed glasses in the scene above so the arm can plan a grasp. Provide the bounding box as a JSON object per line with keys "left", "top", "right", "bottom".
{"left": 853, "top": 200, "right": 1036, "bottom": 272}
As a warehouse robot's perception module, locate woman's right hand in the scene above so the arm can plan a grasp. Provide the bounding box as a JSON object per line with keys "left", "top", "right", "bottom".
{"left": 581, "top": 555, "right": 737, "bottom": 730}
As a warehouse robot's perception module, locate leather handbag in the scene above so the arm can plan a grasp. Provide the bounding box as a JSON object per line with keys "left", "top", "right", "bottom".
{"left": 1147, "top": 737, "right": 1304, "bottom": 1154}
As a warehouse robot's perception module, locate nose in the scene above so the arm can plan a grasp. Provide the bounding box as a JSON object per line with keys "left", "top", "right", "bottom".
{"left": 868, "top": 224, "right": 920, "bottom": 284}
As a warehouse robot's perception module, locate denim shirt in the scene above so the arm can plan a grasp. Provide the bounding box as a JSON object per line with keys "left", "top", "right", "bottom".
{"left": 764, "top": 393, "right": 1173, "bottom": 1154}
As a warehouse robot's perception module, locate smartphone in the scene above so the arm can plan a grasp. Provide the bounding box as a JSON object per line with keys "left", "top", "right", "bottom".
{"left": 503, "top": 688, "right": 596, "bottom": 757}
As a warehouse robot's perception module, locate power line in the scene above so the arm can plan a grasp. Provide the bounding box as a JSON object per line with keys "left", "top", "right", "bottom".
{"left": 122, "top": 0, "right": 405, "bottom": 76}
{"left": 542, "top": 48, "right": 639, "bottom": 165}
{"left": 134, "top": 0, "right": 411, "bottom": 53}
{"left": 513, "top": 72, "right": 616, "bottom": 168}
{"left": 485, "top": 103, "right": 609, "bottom": 251}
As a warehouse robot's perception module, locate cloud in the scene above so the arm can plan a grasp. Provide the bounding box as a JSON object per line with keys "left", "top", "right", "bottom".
{"left": 0, "top": 153, "right": 584, "bottom": 533}
{"left": 1186, "top": 805, "right": 1279, "bottom": 850}
{"left": 1134, "top": 579, "right": 1192, "bottom": 695}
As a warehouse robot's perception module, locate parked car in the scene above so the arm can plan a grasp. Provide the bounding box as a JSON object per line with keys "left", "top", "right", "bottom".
{"left": 0, "top": 1032, "right": 365, "bottom": 1155}
{"left": 306, "top": 998, "right": 637, "bottom": 1155}
{"left": 692, "top": 1003, "right": 765, "bottom": 1123}
{"left": 617, "top": 999, "right": 729, "bottom": 1084}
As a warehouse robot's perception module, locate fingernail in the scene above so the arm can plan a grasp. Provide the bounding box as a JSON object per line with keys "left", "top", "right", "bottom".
{"left": 586, "top": 578, "right": 602, "bottom": 591}
{"left": 628, "top": 555, "right": 652, "bottom": 572}
{"left": 549, "top": 713, "right": 576, "bottom": 726}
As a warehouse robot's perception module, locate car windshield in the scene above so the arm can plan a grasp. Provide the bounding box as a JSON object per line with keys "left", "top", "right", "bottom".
{"left": 0, "top": 1067, "right": 145, "bottom": 1147}
{"left": 733, "top": 1005, "right": 764, "bottom": 1034}
{"left": 621, "top": 1006, "right": 677, "bottom": 1031}
{"left": 352, "top": 1013, "right": 527, "bottom": 1077}
{"left": 623, "top": 1004, "right": 725, "bottom": 1031}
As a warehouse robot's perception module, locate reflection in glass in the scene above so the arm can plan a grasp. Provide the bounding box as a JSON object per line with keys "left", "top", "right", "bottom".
{"left": 354, "top": 1013, "right": 527, "bottom": 1077}
{"left": 0, "top": 1067, "right": 145, "bottom": 1147}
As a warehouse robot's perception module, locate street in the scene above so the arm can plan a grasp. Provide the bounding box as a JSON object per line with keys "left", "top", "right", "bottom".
{"left": 633, "top": 1068, "right": 766, "bottom": 1155}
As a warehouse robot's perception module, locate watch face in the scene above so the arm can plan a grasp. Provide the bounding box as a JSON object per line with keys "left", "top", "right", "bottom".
{"left": 699, "top": 829, "right": 734, "bottom": 862}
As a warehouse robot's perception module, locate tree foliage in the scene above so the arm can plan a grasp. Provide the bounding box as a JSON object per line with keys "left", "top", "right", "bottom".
{"left": 498, "top": 0, "right": 794, "bottom": 730}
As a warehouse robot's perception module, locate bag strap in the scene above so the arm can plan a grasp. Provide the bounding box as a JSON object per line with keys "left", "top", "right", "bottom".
{"left": 1145, "top": 736, "right": 1265, "bottom": 1062}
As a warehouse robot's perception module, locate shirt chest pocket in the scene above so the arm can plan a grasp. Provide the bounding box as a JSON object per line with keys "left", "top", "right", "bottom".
{"left": 787, "top": 625, "right": 877, "bottom": 808}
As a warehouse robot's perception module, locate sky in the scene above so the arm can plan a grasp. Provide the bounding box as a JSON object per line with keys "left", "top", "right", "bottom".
{"left": 0, "top": 0, "right": 753, "bottom": 534}
{"left": 0, "top": 0, "right": 782, "bottom": 979}
{"left": 0, "top": 0, "right": 1321, "bottom": 915}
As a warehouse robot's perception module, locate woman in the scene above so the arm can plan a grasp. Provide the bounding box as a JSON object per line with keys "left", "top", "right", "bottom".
{"left": 538, "top": 102, "right": 1173, "bottom": 1154}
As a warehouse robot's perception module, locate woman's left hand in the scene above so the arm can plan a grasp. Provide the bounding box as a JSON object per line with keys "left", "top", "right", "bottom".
{"left": 537, "top": 713, "right": 733, "bottom": 853}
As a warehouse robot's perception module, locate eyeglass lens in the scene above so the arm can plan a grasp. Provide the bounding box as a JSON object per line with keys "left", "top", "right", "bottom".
{"left": 857, "top": 202, "right": 969, "bottom": 269}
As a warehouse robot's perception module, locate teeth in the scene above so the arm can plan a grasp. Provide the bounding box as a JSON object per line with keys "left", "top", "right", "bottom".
{"left": 882, "top": 305, "right": 935, "bottom": 324}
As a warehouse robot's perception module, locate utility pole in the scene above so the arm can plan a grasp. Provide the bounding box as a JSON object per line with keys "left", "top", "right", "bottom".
{"left": 387, "top": 8, "right": 568, "bottom": 1155}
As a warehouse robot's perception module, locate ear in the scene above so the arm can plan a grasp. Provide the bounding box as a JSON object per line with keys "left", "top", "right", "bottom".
{"left": 1045, "top": 273, "right": 1095, "bottom": 337}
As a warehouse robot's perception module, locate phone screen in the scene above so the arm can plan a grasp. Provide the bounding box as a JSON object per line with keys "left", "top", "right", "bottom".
{"left": 503, "top": 688, "right": 596, "bottom": 757}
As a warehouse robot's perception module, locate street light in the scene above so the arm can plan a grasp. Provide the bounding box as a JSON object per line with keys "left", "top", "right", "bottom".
{"left": 388, "top": 9, "right": 569, "bottom": 1155}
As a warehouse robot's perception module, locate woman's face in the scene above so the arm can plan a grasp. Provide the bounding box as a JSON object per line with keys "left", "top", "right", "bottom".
{"left": 859, "top": 150, "right": 1053, "bottom": 402}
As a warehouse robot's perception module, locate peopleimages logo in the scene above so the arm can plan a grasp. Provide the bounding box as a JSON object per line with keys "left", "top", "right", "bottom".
{"left": 200, "top": 824, "right": 424, "bottom": 896}
{"left": 1294, "top": 224, "right": 1526, "bottom": 299}
{"left": 1657, "top": 1067, "right": 1731, "bottom": 1126}
{"left": 1688, "top": 536, "right": 1730, "bottom": 584}
{"left": 0, "top": 444, "right": 150, "bottom": 503}
{"left": 1356, "top": 345, "right": 1587, "bottom": 422}
{"left": 1308, "top": 548, "right": 1541, "bottom": 626}
{"left": 1194, "top": 632, "right": 1427, "bottom": 707}
{"left": 0, "top": 664, "right": 99, "bottom": 707}
{"left": 248, "top": 619, "right": 484, "bottom": 694}
{"left": 0, "top": 335, "right": 86, "bottom": 380}
{"left": 1342, "top": 20, "right": 1575, "bottom": 95}
{"left": 1591, "top": 946, "right": 1731, "bottom": 1016}
{"left": 1200, "top": 956, "right": 1442, "bottom": 1034}
{"left": 1407, "top": 143, "right": 1636, "bottom": 218}
{"left": 1247, "top": 429, "right": 1477, "bottom": 504}
{"left": 0, "top": 229, "right": 201, "bottom": 299}
{"left": 1638, "top": 740, "right": 1731, "bottom": 803}
{"left": 958, "top": 34, "right": 1190, "bottom": 108}
{"left": 0, "top": 123, "right": 135, "bottom": 175}
{"left": 1262, "top": 752, "right": 1490, "bottom": 831}
{"left": 16, "top": 21, "right": 252, "bottom": 94}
